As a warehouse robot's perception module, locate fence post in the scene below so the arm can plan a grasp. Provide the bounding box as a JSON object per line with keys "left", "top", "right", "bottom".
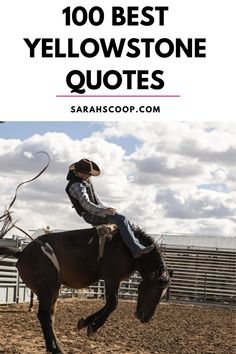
{"left": 14, "top": 239, "right": 22, "bottom": 304}
{"left": 203, "top": 273, "right": 207, "bottom": 303}
{"left": 14, "top": 270, "right": 20, "bottom": 303}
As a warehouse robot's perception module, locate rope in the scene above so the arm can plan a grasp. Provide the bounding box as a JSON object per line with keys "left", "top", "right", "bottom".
{"left": 8, "top": 151, "right": 50, "bottom": 210}
{"left": 0, "top": 151, "right": 50, "bottom": 240}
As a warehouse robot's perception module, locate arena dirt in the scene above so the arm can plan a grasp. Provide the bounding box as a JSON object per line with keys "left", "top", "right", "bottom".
{"left": 0, "top": 299, "right": 235, "bottom": 354}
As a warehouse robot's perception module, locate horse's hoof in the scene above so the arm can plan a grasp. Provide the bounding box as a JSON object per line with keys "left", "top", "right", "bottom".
{"left": 87, "top": 323, "right": 95, "bottom": 337}
{"left": 77, "top": 318, "right": 85, "bottom": 330}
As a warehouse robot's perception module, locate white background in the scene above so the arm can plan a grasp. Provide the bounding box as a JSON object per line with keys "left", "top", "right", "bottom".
{"left": 0, "top": 0, "right": 234, "bottom": 121}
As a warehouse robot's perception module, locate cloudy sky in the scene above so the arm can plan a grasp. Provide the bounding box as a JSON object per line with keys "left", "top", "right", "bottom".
{"left": 0, "top": 122, "right": 236, "bottom": 237}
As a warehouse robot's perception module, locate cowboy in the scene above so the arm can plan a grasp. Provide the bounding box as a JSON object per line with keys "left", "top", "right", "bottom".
{"left": 65, "top": 158, "right": 154, "bottom": 258}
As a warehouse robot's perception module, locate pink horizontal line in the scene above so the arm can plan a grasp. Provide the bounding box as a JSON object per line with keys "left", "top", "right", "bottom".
{"left": 56, "top": 94, "right": 181, "bottom": 98}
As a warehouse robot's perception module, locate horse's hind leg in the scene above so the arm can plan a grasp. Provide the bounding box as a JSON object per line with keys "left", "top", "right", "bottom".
{"left": 37, "top": 283, "right": 62, "bottom": 354}
{"left": 28, "top": 290, "right": 34, "bottom": 312}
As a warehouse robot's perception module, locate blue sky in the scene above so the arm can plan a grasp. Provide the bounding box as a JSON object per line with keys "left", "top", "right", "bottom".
{"left": 0, "top": 122, "right": 102, "bottom": 140}
{"left": 0, "top": 122, "right": 139, "bottom": 154}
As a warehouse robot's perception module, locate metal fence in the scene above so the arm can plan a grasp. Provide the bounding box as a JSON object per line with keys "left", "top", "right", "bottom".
{"left": 0, "top": 239, "right": 30, "bottom": 303}
{"left": 162, "top": 246, "right": 236, "bottom": 305}
{"left": 60, "top": 274, "right": 142, "bottom": 301}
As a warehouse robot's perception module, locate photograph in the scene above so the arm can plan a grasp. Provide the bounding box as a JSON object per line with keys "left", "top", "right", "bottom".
{"left": 0, "top": 121, "right": 235, "bottom": 353}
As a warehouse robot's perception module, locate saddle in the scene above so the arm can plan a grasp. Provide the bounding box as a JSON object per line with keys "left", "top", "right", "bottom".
{"left": 94, "top": 224, "right": 118, "bottom": 261}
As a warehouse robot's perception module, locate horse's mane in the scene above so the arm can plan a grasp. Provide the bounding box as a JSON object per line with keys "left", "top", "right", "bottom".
{"left": 131, "top": 225, "right": 164, "bottom": 275}
{"left": 131, "top": 225, "right": 158, "bottom": 248}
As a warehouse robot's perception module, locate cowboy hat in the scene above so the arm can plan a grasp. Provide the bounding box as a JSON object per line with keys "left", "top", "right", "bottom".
{"left": 69, "top": 158, "right": 100, "bottom": 176}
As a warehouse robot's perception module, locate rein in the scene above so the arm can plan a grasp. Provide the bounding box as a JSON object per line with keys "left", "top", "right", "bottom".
{"left": 0, "top": 151, "right": 50, "bottom": 240}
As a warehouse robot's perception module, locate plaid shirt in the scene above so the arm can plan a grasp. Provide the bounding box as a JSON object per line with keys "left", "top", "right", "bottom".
{"left": 69, "top": 181, "right": 107, "bottom": 216}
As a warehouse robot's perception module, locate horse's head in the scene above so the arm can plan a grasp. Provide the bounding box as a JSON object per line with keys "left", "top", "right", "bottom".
{"left": 136, "top": 264, "right": 173, "bottom": 323}
{"left": 132, "top": 226, "right": 173, "bottom": 323}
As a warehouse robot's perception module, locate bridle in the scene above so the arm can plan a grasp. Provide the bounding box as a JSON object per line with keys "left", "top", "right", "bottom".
{"left": 143, "top": 263, "right": 171, "bottom": 287}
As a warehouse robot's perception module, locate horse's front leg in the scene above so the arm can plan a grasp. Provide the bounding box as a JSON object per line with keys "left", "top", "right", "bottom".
{"left": 78, "top": 281, "right": 119, "bottom": 336}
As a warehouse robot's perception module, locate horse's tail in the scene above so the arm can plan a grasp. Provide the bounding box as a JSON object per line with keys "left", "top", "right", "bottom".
{"left": 0, "top": 247, "right": 21, "bottom": 259}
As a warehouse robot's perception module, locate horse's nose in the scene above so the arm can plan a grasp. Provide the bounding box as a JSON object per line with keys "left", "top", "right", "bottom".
{"left": 140, "top": 315, "right": 150, "bottom": 323}
{"left": 136, "top": 310, "right": 152, "bottom": 323}
{"left": 135, "top": 310, "right": 142, "bottom": 320}
{"left": 135, "top": 310, "right": 151, "bottom": 323}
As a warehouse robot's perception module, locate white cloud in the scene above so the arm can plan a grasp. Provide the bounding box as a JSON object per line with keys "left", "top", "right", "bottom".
{"left": 0, "top": 122, "right": 236, "bottom": 238}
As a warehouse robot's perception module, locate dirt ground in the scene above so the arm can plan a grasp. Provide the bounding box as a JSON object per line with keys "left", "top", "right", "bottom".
{"left": 0, "top": 299, "right": 235, "bottom": 354}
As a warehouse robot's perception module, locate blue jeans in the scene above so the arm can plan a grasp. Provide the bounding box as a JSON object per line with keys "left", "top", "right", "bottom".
{"left": 82, "top": 212, "right": 145, "bottom": 257}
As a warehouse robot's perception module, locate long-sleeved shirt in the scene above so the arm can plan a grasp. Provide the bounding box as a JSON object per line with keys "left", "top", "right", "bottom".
{"left": 69, "top": 181, "right": 108, "bottom": 216}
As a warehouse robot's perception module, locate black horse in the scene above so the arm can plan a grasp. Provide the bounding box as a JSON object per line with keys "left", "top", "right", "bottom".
{"left": 0, "top": 226, "right": 172, "bottom": 354}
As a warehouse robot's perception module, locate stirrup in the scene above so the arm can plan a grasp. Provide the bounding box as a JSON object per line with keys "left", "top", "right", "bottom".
{"left": 94, "top": 224, "right": 118, "bottom": 261}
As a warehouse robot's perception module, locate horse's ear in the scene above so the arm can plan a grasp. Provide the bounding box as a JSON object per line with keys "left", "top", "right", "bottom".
{"left": 168, "top": 270, "right": 174, "bottom": 278}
